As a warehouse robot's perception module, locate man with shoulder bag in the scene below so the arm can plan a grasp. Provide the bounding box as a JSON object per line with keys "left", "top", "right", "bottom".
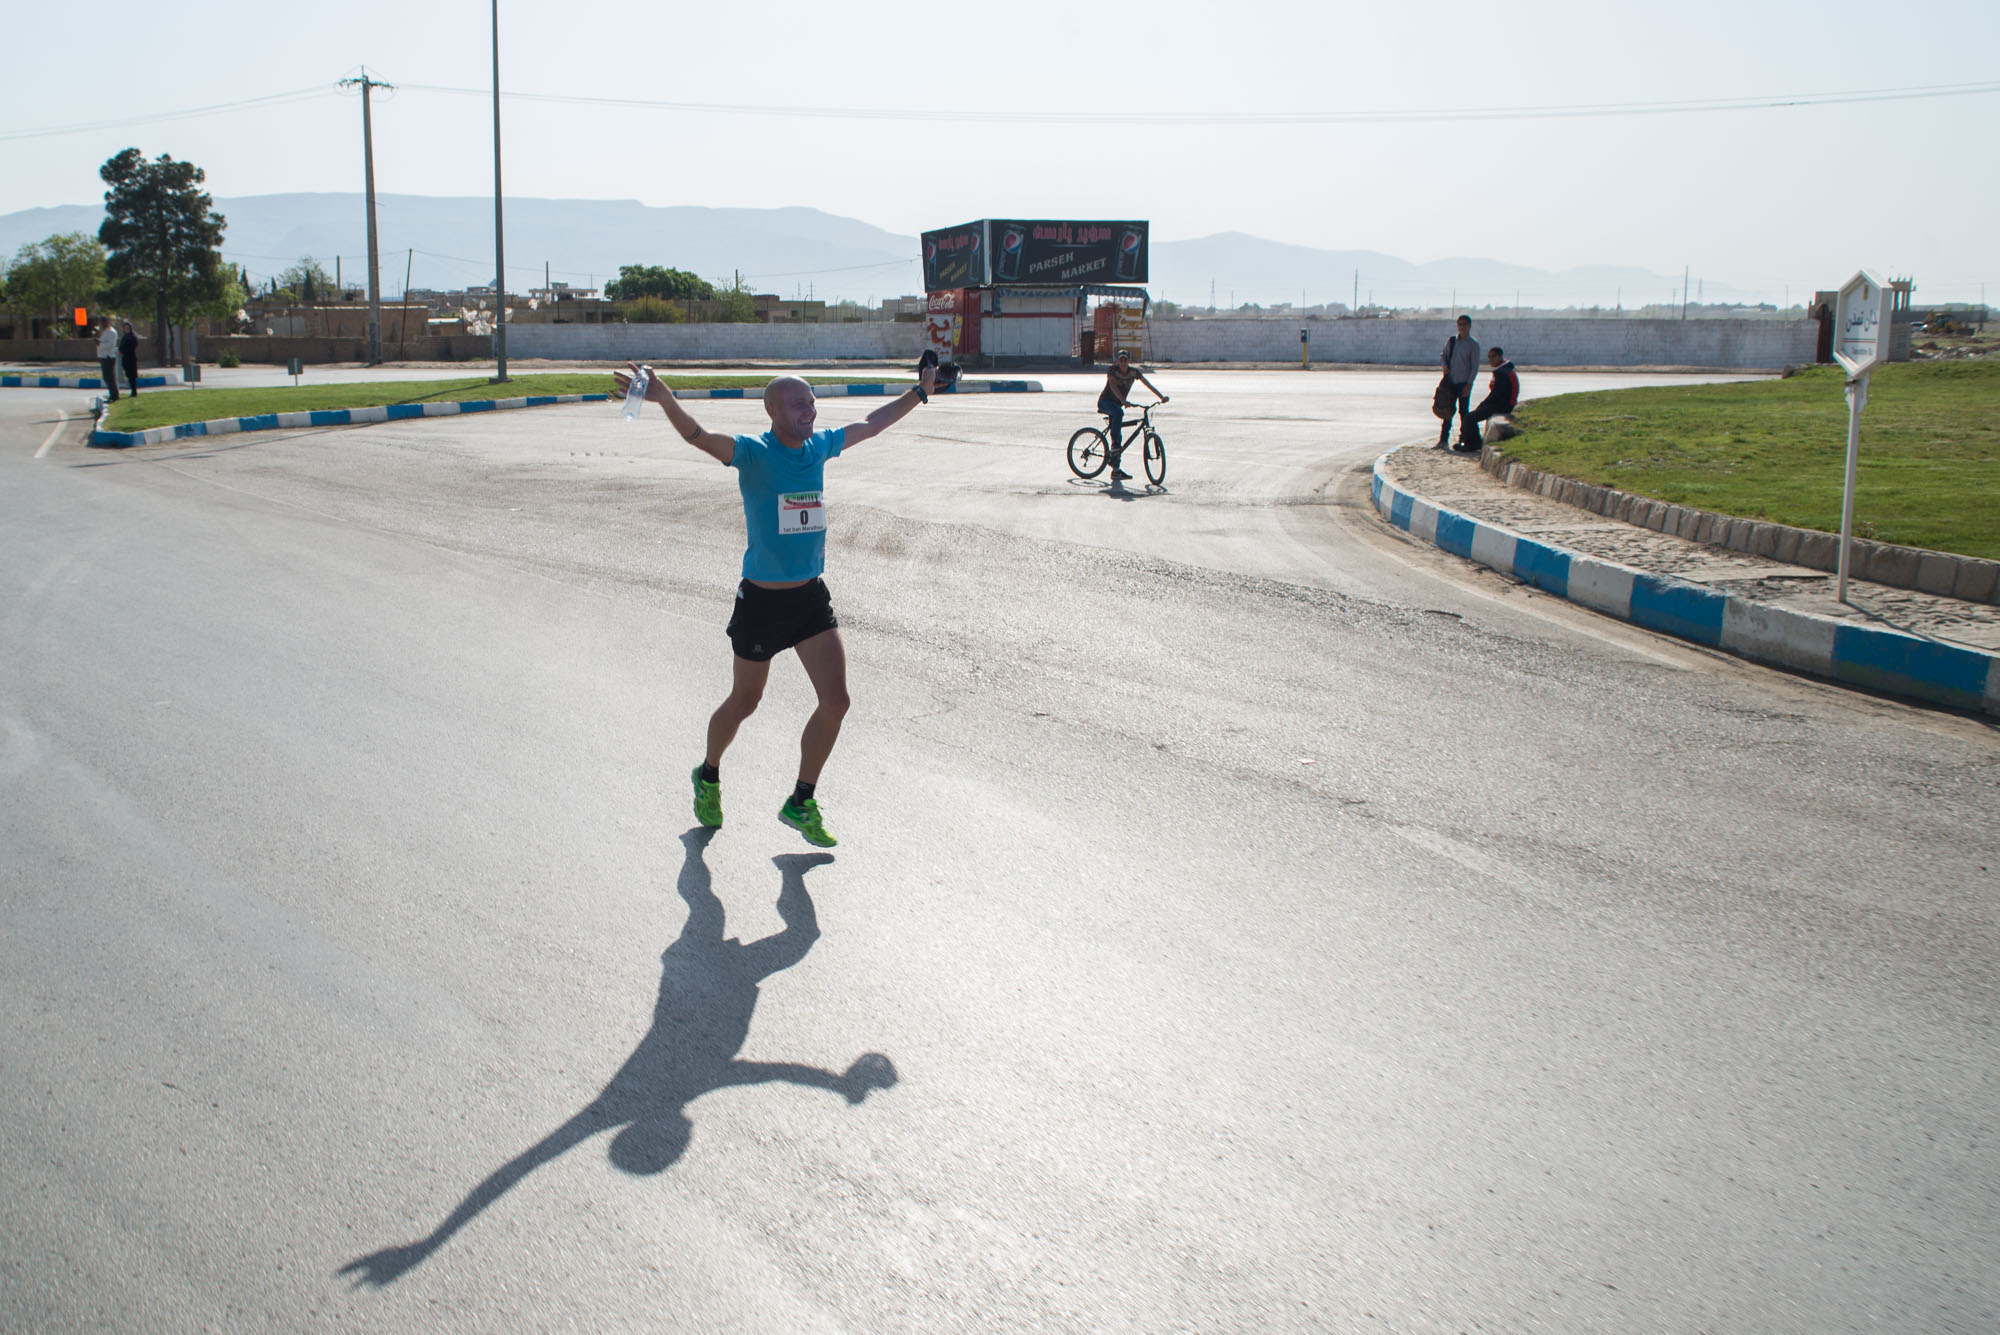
{"left": 1435, "top": 314, "right": 1480, "bottom": 448}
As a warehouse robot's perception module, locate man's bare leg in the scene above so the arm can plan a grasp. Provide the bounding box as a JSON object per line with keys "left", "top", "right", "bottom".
{"left": 706, "top": 654, "right": 770, "bottom": 768}
{"left": 791, "top": 629, "right": 850, "bottom": 785}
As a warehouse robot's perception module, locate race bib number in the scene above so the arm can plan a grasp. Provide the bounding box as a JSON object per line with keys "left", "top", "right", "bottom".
{"left": 779, "top": 490, "right": 825, "bottom": 535}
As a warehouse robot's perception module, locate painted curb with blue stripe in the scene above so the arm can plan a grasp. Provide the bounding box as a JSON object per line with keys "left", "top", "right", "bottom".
{"left": 665, "top": 380, "right": 1039, "bottom": 399}
{"left": 90, "top": 393, "right": 615, "bottom": 447}
{"left": 1372, "top": 452, "right": 2000, "bottom": 717}
{"left": 86, "top": 379, "right": 1044, "bottom": 448}
{"left": 3, "top": 372, "right": 177, "bottom": 389}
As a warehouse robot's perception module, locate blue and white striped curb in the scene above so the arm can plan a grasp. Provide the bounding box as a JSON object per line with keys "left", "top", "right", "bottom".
{"left": 673, "top": 380, "right": 1042, "bottom": 399}
{"left": 1372, "top": 453, "right": 2000, "bottom": 717}
{"left": 3, "top": 371, "right": 177, "bottom": 389}
{"left": 90, "top": 392, "right": 614, "bottom": 447}
{"left": 86, "top": 378, "right": 1045, "bottom": 446}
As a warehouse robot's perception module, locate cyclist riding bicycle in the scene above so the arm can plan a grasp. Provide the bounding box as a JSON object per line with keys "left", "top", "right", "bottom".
{"left": 1098, "top": 349, "right": 1168, "bottom": 480}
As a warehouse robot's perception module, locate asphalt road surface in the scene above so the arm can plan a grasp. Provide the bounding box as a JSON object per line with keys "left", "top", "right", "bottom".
{"left": 3, "top": 369, "right": 1994, "bottom": 1334}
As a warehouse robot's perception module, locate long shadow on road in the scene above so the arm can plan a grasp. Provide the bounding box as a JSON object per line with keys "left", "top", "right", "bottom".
{"left": 340, "top": 828, "right": 896, "bottom": 1287}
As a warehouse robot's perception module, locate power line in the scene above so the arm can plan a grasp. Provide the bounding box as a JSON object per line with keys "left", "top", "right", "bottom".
{"left": 741, "top": 258, "right": 915, "bottom": 281}
{"left": 0, "top": 86, "right": 336, "bottom": 142}
{"left": 395, "top": 78, "right": 2000, "bottom": 127}
{"left": 6, "top": 75, "right": 1995, "bottom": 146}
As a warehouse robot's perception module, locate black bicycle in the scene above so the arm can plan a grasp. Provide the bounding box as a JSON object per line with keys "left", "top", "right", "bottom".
{"left": 1068, "top": 400, "right": 1167, "bottom": 485}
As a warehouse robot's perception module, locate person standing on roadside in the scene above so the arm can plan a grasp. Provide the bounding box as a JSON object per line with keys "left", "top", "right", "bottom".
{"left": 1437, "top": 314, "right": 1480, "bottom": 448}
{"left": 96, "top": 320, "right": 121, "bottom": 402}
{"left": 612, "top": 360, "right": 940, "bottom": 849}
{"left": 117, "top": 320, "right": 140, "bottom": 399}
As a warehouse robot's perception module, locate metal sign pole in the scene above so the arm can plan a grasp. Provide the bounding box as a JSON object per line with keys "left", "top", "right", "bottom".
{"left": 1831, "top": 270, "right": 1888, "bottom": 605}
{"left": 1836, "top": 369, "right": 1869, "bottom": 603}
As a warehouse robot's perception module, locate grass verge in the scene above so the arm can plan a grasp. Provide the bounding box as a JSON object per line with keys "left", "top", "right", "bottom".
{"left": 1503, "top": 361, "right": 2000, "bottom": 560}
{"left": 100, "top": 372, "right": 910, "bottom": 434}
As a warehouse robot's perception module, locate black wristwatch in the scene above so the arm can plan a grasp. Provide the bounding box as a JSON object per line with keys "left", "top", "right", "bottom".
{"left": 914, "top": 385, "right": 928, "bottom": 404}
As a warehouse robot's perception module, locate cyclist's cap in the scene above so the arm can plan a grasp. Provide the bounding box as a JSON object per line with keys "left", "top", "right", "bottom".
{"left": 1116, "top": 349, "right": 1130, "bottom": 360}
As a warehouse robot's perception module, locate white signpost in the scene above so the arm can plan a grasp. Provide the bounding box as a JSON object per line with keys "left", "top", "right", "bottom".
{"left": 1832, "top": 270, "right": 1889, "bottom": 603}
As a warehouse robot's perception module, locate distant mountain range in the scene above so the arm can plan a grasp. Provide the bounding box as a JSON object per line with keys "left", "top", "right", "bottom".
{"left": 0, "top": 194, "right": 1724, "bottom": 310}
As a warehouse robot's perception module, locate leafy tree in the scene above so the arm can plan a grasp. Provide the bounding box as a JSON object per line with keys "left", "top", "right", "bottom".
{"left": 3, "top": 232, "right": 107, "bottom": 338}
{"left": 204, "top": 266, "right": 247, "bottom": 328}
{"left": 709, "top": 274, "right": 759, "bottom": 324}
{"left": 98, "top": 148, "right": 229, "bottom": 363}
{"left": 621, "top": 295, "right": 684, "bottom": 324}
{"left": 606, "top": 264, "right": 714, "bottom": 302}
{"left": 277, "top": 257, "right": 336, "bottom": 304}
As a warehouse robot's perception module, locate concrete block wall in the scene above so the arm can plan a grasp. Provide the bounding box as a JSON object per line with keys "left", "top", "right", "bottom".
{"left": 1143, "top": 317, "right": 1820, "bottom": 370}
{"left": 9, "top": 315, "right": 1814, "bottom": 370}
{"left": 506, "top": 322, "right": 923, "bottom": 362}
{"left": 1, "top": 338, "right": 134, "bottom": 365}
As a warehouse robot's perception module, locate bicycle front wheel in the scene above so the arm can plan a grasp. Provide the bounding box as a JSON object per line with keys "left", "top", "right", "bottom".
{"left": 1067, "top": 427, "right": 1109, "bottom": 478}
{"left": 1143, "top": 430, "right": 1166, "bottom": 485}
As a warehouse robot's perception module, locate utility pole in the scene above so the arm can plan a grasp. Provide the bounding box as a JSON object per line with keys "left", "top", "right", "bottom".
{"left": 340, "top": 70, "right": 393, "bottom": 365}
{"left": 1682, "top": 264, "right": 1690, "bottom": 320}
{"left": 401, "top": 248, "right": 413, "bottom": 360}
{"left": 490, "top": 0, "right": 508, "bottom": 381}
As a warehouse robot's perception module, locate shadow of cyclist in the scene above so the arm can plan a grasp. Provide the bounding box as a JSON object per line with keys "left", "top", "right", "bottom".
{"left": 338, "top": 828, "right": 895, "bottom": 1287}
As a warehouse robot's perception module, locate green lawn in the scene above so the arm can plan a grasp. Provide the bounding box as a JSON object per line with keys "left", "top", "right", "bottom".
{"left": 100, "top": 372, "right": 911, "bottom": 433}
{"left": 1503, "top": 361, "right": 2000, "bottom": 560}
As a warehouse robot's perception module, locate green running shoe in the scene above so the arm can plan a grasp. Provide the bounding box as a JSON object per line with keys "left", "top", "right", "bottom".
{"left": 691, "top": 766, "right": 723, "bottom": 828}
{"left": 779, "top": 796, "right": 837, "bottom": 847}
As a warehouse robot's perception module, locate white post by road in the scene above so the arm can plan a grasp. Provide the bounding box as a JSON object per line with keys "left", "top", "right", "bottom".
{"left": 1831, "top": 270, "right": 1888, "bottom": 605}
{"left": 1836, "top": 369, "right": 1868, "bottom": 602}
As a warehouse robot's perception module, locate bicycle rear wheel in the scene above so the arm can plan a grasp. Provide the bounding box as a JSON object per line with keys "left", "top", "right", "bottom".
{"left": 1067, "top": 427, "right": 1109, "bottom": 478}
{"left": 1143, "top": 430, "right": 1166, "bottom": 485}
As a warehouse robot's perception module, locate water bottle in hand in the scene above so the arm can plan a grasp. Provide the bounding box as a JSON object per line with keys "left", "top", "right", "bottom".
{"left": 622, "top": 366, "right": 650, "bottom": 421}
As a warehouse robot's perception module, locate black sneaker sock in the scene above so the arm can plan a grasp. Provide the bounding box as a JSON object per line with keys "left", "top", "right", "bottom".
{"left": 699, "top": 763, "right": 719, "bottom": 784}
{"left": 790, "top": 779, "right": 815, "bottom": 807}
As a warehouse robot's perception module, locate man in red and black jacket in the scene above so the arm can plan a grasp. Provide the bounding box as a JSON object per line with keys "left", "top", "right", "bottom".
{"left": 1461, "top": 347, "right": 1519, "bottom": 451}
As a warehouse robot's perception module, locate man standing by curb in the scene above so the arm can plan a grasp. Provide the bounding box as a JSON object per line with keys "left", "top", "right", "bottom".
{"left": 613, "top": 361, "right": 939, "bottom": 848}
{"left": 117, "top": 320, "right": 140, "bottom": 399}
{"left": 96, "top": 320, "right": 121, "bottom": 402}
{"left": 1437, "top": 315, "right": 1479, "bottom": 448}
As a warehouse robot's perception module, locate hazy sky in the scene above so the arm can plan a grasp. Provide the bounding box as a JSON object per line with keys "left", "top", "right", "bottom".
{"left": 7, "top": 0, "right": 1996, "bottom": 303}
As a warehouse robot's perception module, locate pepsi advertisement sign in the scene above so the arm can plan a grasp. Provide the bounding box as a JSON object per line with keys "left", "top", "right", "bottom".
{"left": 921, "top": 222, "right": 987, "bottom": 290}
{"left": 921, "top": 220, "right": 1149, "bottom": 290}
{"left": 990, "top": 220, "right": 1147, "bottom": 286}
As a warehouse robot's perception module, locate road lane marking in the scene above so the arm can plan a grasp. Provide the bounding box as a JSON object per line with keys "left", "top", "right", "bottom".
{"left": 35, "top": 411, "right": 68, "bottom": 459}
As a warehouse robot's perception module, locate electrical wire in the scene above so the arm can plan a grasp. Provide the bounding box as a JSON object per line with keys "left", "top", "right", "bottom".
{"left": 7, "top": 75, "right": 1993, "bottom": 142}
{"left": 0, "top": 86, "right": 337, "bottom": 142}
{"left": 394, "top": 78, "right": 2000, "bottom": 127}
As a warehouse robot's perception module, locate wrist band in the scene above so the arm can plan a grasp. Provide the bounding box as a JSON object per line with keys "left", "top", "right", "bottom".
{"left": 914, "top": 386, "right": 928, "bottom": 404}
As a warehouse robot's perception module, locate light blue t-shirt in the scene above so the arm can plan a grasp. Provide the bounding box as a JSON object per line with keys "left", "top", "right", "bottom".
{"left": 730, "top": 427, "right": 846, "bottom": 581}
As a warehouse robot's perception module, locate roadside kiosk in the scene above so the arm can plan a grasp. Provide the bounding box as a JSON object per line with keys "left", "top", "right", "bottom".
{"left": 919, "top": 220, "right": 1151, "bottom": 367}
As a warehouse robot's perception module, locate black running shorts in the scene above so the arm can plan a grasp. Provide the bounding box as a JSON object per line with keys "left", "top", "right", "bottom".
{"left": 726, "top": 578, "right": 839, "bottom": 662}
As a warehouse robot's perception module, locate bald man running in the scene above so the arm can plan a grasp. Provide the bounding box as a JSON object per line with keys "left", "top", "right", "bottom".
{"left": 613, "top": 363, "right": 939, "bottom": 847}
